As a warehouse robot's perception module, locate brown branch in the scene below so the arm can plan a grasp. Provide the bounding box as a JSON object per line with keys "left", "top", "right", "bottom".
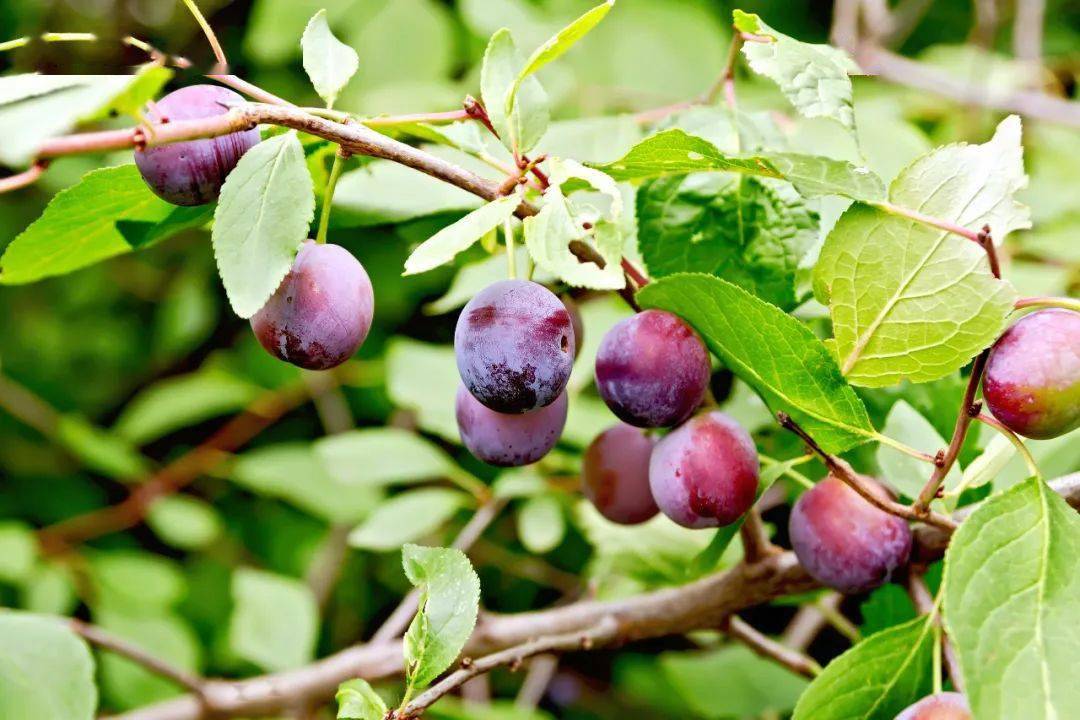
{"left": 722, "top": 616, "right": 821, "bottom": 679}
{"left": 1013, "top": 0, "right": 1046, "bottom": 62}
{"left": 106, "top": 475, "right": 1080, "bottom": 720}
{"left": 855, "top": 44, "right": 1080, "bottom": 126}
{"left": 781, "top": 592, "right": 842, "bottom": 651}
{"left": 514, "top": 654, "right": 559, "bottom": 709}
{"left": 396, "top": 619, "right": 618, "bottom": 718}
{"left": 70, "top": 619, "right": 205, "bottom": 696}
{"left": 739, "top": 507, "right": 778, "bottom": 564}
{"left": 906, "top": 573, "right": 963, "bottom": 692}
{"left": 913, "top": 226, "right": 1000, "bottom": 515}
{"left": 37, "top": 379, "right": 315, "bottom": 553}
{"left": 776, "top": 412, "right": 957, "bottom": 532}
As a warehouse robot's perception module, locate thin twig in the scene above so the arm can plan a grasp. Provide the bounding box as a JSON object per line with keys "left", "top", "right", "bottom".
{"left": 370, "top": 499, "right": 507, "bottom": 643}
{"left": 209, "top": 74, "right": 291, "bottom": 105}
{"left": 906, "top": 573, "right": 963, "bottom": 692}
{"left": 1012, "top": 0, "right": 1046, "bottom": 62}
{"left": 180, "top": 0, "right": 227, "bottom": 70}
{"left": 739, "top": 507, "right": 777, "bottom": 564}
{"left": 397, "top": 618, "right": 618, "bottom": 718}
{"left": 776, "top": 412, "right": 957, "bottom": 532}
{"left": 1014, "top": 295, "right": 1080, "bottom": 313}
{"left": 70, "top": 620, "right": 206, "bottom": 695}
{"left": 781, "top": 593, "right": 842, "bottom": 651}
{"left": 722, "top": 616, "right": 821, "bottom": 679}
{"left": 514, "top": 654, "right": 559, "bottom": 709}
{"left": 0, "top": 161, "right": 48, "bottom": 194}
{"left": 974, "top": 413, "right": 1042, "bottom": 479}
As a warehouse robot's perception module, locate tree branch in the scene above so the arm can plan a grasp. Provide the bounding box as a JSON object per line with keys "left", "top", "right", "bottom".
{"left": 722, "top": 616, "right": 821, "bottom": 679}
{"left": 1012, "top": 0, "right": 1046, "bottom": 62}
{"left": 739, "top": 507, "right": 778, "bottom": 564}
{"left": 108, "top": 475, "right": 1080, "bottom": 720}
{"left": 70, "top": 620, "right": 205, "bottom": 696}
{"left": 906, "top": 573, "right": 963, "bottom": 692}
{"left": 396, "top": 619, "right": 618, "bottom": 718}
{"left": 776, "top": 412, "right": 957, "bottom": 532}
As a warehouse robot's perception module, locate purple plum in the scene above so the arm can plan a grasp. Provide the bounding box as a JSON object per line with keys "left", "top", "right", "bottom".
{"left": 456, "top": 384, "right": 567, "bottom": 467}
{"left": 983, "top": 308, "right": 1080, "bottom": 439}
{"left": 583, "top": 423, "right": 658, "bottom": 525}
{"left": 250, "top": 241, "right": 374, "bottom": 370}
{"left": 134, "top": 85, "right": 260, "bottom": 206}
{"left": 649, "top": 411, "right": 759, "bottom": 528}
{"left": 595, "top": 310, "right": 710, "bottom": 428}
{"left": 455, "top": 280, "right": 575, "bottom": 414}
{"left": 895, "top": 692, "right": 971, "bottom": 720}
{"left": 789, "top": 475, "right": 912, "bottom": 595}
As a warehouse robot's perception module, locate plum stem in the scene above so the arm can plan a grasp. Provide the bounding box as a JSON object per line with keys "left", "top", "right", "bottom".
{"left": 0, "top": 36, "right": 30, "bottom": 52}
{"left": 974, "top": 413, "right": 1043, "bottom": 480}
{"left": 872, "top": 201, "right": 982, "bottom": 242}
{"left": 776, "top": 412, "right": 957, "bottom": 532}
{"left": 180, "top": 0, "right": 228, "bottom": 70}
{"left": 316, "top": 148, "right": 349, "bottom": 245}
{"left": 1015, "top": 295, "right": 1080, "bottom": 314}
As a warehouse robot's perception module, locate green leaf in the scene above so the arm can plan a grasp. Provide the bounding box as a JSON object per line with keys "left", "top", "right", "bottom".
{"left": 403, "top": 193, "right": 521, "bottom": 275}
{"left": 815, "top": 204, "right": 1017, "bottom": 387}
{"left": 662, "top": 645, "right": 808, "bottom": 718}
{"left": 0, "top": 166, "right": 213, "bottom": 285}
{"left": 229, "top": 568, "right": 318, "bottom": 672}
{"left": 522, "top": 156, "right": 627, "bottom": 290}
{"left": 0, "top": 521, "right": 38, "bottom": 584}
{"left": 0, "top": 73, "right": 164, "bottom": 167}
{"left": 301, "top": 9, "right": 360, "bottom": 108}
{"left": 889, "top": 115, "right": 1030, "bottom": 242}
{"left": 793, "top": 615, "right": 936, "bottom": 719}
{"left": 0, "top": 611, "right": 96, "bottom": 720}
{"left": 423, "top": 249, "right": 553, "bottom": 316}
{"left": 638, "top": 274, "right": 874, "bottom": 453}
{"left": 56, "top": 414, "right": 149, "bottom": 481}
{"left": 815, "top": 116, "right": 1027, "bottom": 386}
{"left": 481, "top": 28, "right": 550, "bottom": 154}
{"left": 637, "top": 174, "right": 817, "bottom": 310}
{"left": 594, "top": 129, "right": 781, "bottom": 182}
{"left": 96, "top": 610, "right": 201, "bottom": 710}
{"left": 315, "top": 428, "right": 460, "bottom": 487}
{"left": 944, "top": 477, "right": 1080, "bottom": 719}
{"left": 230, "top": 443, "right": 383, "bottom": 523}
{"left": 732, "top": 11, "right": 859, "bottom": 131}
{"left": 348, "top": 488, "right": 468, "bottom": 551}
{"left": 959, "top": 433, "right": 1015, "bottom": 492}
{"left": 402, "top": 544, "right": 481, "bottom": 691}
{"left": 508, "top": 0, "right": 614, "bottom": 112}
{"left": 860, "top": 584, "right": 917, "bottom": 636}
{"left": 876, "top": 401, "right": 958, "bottom": 501}
{"left": 145, "top": 495, "right": 223, "bottom": 551}
{"left": 95, "top": 65, "right": 173, "bottom": 119}
{"left": 385, "top": 339, "right": 461, "bottom": 441}
{"left": 517, "top": 494, "right": 565, "bottom": 553}
{"left": 336, "top": 678, "right": 387, "bottom": 720}
{"left": 20, "top": 563, "right": 77, "bottom": 616}
{"left": 212, "top": 131, "right": 315, "bottom": 318}
{"left": 765, "top": 153, "right": 885, "bottom": 202}
{"left": 113, "top": 367, "right": 260, "bottom": 445}
{"left": 89, "top": 551, "right": 186, "bottom": 612}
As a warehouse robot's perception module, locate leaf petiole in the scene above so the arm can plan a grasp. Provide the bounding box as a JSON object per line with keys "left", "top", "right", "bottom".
{"left": 315, "top": 150, "right": 347, "bottom": 245}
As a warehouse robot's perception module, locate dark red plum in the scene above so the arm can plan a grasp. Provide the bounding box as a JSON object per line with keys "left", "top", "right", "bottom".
{"left": 983, "top": 308, "right": 1080, "bottom": 439}
{"left": 595, "top": 310, "right": 710, "bottom": 428}
{"left": 895, "top": 692, "right": 971, "bottom": 720}
{"left": 649, "top": 411, "right": 758, "bottom": 528}
{"left": 456, "top": 385, "right": 567, "bottom": 467}
{"left": 583, "top": 424, "right": 658, "bottom": 525}
{"left": 455, "top": 280, "right": 575, "bottom": 414}
{"left": 789, "top": 475, "right": 912, "bottom": 595}
{"left": 134, "top": 85, "right": 260, "bottom": 206}
{"left": 251, "top": 241, "right": 374, "bottom": 370}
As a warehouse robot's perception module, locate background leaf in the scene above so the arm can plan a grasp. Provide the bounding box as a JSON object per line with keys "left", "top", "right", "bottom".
{"left": 945, "top": 478, "right": 1080, "bottom": 719}
{"left": 662, "top": 645, "right": 808, "bottom": 718}
{"left": 876, "top": 400, "right": 958, "bottom": 500}
{"left": 301, "top": 9, "right": 360, "bottom": 108}
{"left": 0, "top": 612, "right": 97, "bottom": 720}
{"left": 315, "top": 428, "right": 460, "bottom": 487}
{"left": 212, "top": 131, "right": 315, "bottom": 318}
{"left": 348, "top": 488, "right": 468, "bottom": 551}
{"left": 229, "top": 568, "right": 319, "bottom": 673}
{"left": 517, "top": 494, "right": 565, "bottom": 554}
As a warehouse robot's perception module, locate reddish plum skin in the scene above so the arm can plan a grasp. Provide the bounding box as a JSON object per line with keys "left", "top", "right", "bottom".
{"left": 455, "top": 280, "right": 575, "bottom": 414}
{"left": 983, "top": 309, "right": 1080, "bottom": 439}
{"left": 789, "top": 475, "right": 912, "bottom": 595}
{"left": 456, "top": 385, "right": 567, "bottom": 467}
{"left": 134, "top": 85, "right": 260, "bottom": 206}
{"left": 895, "top": 692, "right": 972, "bottom": 720}
{"left": 251, "top": 242, "right": 374, "bottom": 370}
{"left": 583, "top": 424, "right": 658, "bottom": 525}
{"left": 648, "top": 411, "right": 758, "bottom": 528}
{"left": 595, "top": 310, "right": 710, "bottom": 428}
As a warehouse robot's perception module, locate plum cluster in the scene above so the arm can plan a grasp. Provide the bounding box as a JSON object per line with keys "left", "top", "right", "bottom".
{"left": 135, "top": 85, "right": 375, "bottom": 371}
